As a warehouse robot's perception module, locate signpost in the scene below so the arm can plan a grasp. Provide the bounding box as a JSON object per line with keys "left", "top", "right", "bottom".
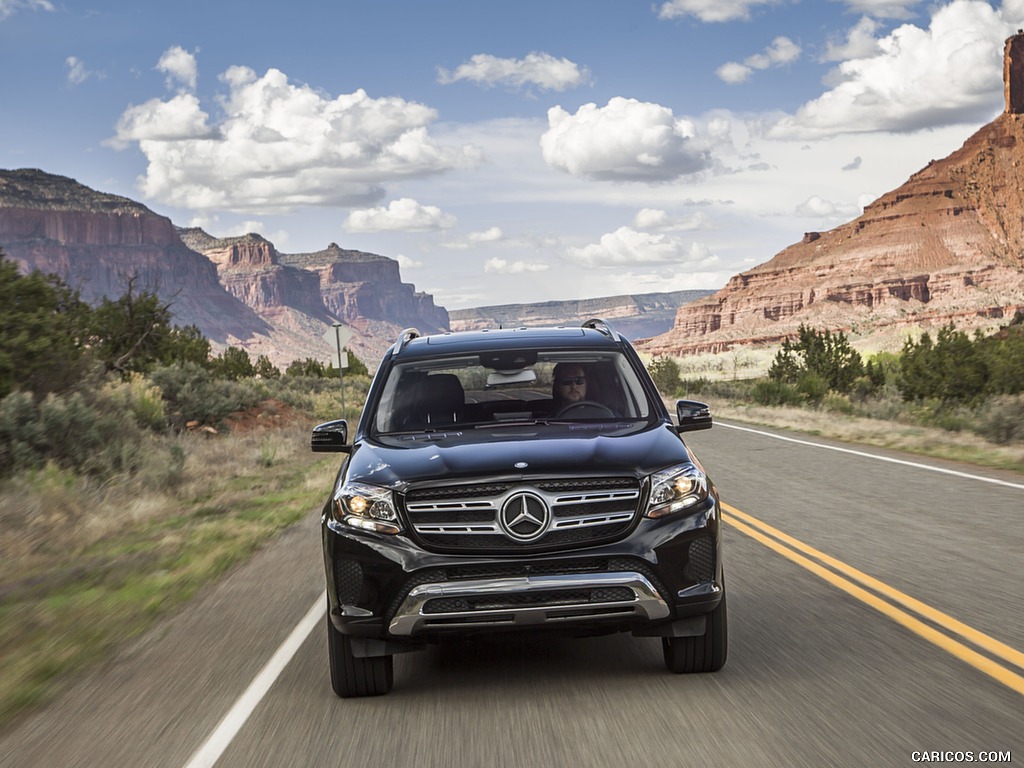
{"left": 323, "top": 323, "right": 352, "bottom": 416}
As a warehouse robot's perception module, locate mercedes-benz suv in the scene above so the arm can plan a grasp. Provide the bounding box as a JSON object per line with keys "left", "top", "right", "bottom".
{"left": 311, "top": 319, "right": 726, "bottom": 696}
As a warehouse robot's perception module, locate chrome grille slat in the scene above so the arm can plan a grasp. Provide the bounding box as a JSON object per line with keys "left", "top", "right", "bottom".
{"left": 405, "top": 478, "right": 641, "bottom": 549}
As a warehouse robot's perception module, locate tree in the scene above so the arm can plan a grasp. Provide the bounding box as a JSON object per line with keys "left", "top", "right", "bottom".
{"left": 209, "top": 346, "right": 255, "bottom": 380}
{"left": 647, "top": 355, "right": 681, "bottom": 395}
{"left": 898, "top": 324, "right": 987, "bottom": 404}
{"left": 87, "top": 277, "right": 176, "bottom": 376}
{"left": 0, "top": 251, "right": 92, "bottom": 398}
{"left": 285, "top": 358, "right": 329, "bottom": 377}
{"left": 163, "top": 324, "right": 211, "bottom": 368}
{"left": 768, "top": 325, "right": 863, "bottom": 394}
{"left": 254, "top": 354, "right": 281, "bottom": 379}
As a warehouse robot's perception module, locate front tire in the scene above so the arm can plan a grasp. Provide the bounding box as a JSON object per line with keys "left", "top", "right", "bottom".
{"left": 326, "top": 609, "right": 393, "bottom": 697}
{"left": 663, "top": 591, "right": 728, "bottom": 674}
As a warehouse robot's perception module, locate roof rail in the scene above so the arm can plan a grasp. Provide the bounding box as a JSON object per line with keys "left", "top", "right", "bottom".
{"left": 581, "top": 318, "right": 620, "bottom": 341}
{"left": 394, "top": 327, "right": 421, "bottom": 354}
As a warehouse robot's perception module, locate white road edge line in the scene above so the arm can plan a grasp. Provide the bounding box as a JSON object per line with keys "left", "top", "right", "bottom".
{"left": 183, "top": 595, "right": 326, "bottom": 768}
{"left": 716, "top": 421, "right": 1024, "bottom": 491}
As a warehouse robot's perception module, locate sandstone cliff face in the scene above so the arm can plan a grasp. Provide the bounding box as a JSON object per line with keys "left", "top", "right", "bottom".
{"left": 641, "top": 112, "right": 1024, "bottom": 356}
{"left": 179, "top": 234, "right": 450, "bottom": 366}
{"left": 279, "top": 243, "right": 450, "bottom": 335}
{"left": 0, "top": 170, "right": 271, "bottom": 343}
{"left": 0, "top": 170, "right": 451, "bottom": 369}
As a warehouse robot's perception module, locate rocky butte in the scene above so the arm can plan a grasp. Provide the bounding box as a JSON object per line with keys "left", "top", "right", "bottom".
{"left": 639, "top": 33, "right": 1024, "bottom": 357}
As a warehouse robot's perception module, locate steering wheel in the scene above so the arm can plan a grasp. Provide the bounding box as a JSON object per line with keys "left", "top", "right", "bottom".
{"left": 554, "top": 400, "right": 616, "bottom": 418}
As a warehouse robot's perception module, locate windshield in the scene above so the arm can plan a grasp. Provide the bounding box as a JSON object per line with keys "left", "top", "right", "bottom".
{"left": 372, "top": 349, "right": 653, "bottom": 434}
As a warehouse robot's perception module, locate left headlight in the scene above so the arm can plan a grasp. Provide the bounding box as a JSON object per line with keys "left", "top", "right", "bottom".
{"left": 645, "top": 463, "right": 709, "bottom": 519}
{"left": 333, "top": 481, "right": 403, "bottom": 535}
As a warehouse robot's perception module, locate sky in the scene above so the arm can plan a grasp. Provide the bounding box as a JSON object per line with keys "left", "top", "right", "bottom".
{"left": 2, "top": 0, "right": 1024, "bottom": 311}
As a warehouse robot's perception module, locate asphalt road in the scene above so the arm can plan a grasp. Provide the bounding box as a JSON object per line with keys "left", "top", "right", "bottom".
{"left": 2, "top": 422, "right": 1022, "bottom": 768}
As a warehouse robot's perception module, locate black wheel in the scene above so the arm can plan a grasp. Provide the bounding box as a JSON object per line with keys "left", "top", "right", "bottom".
{"left": 326, "top": 609, "right": 393, "bottom": 697}
{"left": 663, "top": 591, "right": 728, "bottom": 674}
{"left": 554, "top": 400, "right": 616, "bottom": 418}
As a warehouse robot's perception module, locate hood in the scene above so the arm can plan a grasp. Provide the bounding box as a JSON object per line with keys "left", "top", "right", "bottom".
{"left": 345, "top": 422, "right": 692, "bottom": 490}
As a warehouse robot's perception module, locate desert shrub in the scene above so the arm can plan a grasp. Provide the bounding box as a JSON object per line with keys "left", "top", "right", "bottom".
{"left": 821, "top": 392, "right": 855, "bottom": 415}
{"left": 647, "top": 355, "right": 682, "bottom": 396}
{"left": 769, "top": 325, "right": 863, "bottom": 394}
{"left": 209, "top": 347, "right": 256, "bottom": 380}
{"left": 0, "top": 388, "right": 152, "bottom": 479}
{"left": 101, "top": 373, "right": 167, "bottom": 431}
{"left": 971, "top": 395, "right": 1024, "bottom": 444}
{"left": 898, "top": 324, "right": 988, "bottom": 404}
{"left": 0, "top": 391, "right": 45, "bottom": 474}
{"left": 148, "top": 364, "right": 267, "bottom": 429}
{"left": 753, "top": 380, "right": 803, "bottom": 406}
{"left": 254, "top": 355, "right": 281, "bottom": 379}
{"left": 797, "top": 371, "right": 829, "bottom": 404}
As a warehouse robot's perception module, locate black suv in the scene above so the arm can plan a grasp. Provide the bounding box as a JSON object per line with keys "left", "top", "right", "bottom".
{"left": 311, "top": 319, "right": 726, "bottom": 696}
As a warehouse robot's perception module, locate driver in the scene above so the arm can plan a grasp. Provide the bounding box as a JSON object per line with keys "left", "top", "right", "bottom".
{"left": 552, "top": 362, "right": 590, "bottom": 410}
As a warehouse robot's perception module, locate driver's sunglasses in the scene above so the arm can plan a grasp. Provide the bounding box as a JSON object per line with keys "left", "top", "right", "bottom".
{"left": 557, "top": 376, "right": 586, "bottom": 386}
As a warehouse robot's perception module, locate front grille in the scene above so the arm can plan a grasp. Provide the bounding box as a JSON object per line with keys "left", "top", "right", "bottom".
{"left": 403, "top": 477, "right": 641, "bottom": 552}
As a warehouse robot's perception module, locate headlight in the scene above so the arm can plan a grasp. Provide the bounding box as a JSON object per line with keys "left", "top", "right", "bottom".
{"left": 333, "top": 481, "right": 402, "bottom": 534}
{"left": 645, "top": 463, "right": 709, "bottom": 519}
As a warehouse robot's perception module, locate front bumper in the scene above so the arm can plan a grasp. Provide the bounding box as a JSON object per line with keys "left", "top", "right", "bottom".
{"left": 322, "top": 495, "right": 722, "bottom": 643}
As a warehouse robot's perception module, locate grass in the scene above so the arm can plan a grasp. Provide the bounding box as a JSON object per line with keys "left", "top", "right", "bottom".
{"left": 0, "top": 422, "right": 337, "bottom": 730}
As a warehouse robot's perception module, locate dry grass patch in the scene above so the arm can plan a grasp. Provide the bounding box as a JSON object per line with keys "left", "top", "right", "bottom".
{"left": 0, "top": 421, "right": 336, "bottom": 729}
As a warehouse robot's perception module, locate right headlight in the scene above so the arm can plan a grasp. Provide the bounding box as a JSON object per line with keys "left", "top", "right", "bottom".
{"left": 332, "top": 481, "right": 403, "bottom": 534}
{"left": 645, "top": 463, "right": 709, "bottom": 519}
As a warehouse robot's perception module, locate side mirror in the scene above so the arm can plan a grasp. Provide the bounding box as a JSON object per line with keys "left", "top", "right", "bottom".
{"left": 675, "top": 400, "right": 712, "bottom": 432}
{"left": 311, "top": 419, "right": 351, "bottom": 453}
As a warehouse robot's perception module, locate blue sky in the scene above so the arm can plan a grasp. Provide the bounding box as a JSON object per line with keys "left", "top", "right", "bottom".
{"left": 2, "top": 0, "right": 1022, "bottom": 309}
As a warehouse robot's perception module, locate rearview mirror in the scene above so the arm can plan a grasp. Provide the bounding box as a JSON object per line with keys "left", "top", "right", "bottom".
{"left": 311, "top": 419, "right": 351, "bottom": 453}
{"left": 675, "top": 400, "right": 712, "bottom": 432}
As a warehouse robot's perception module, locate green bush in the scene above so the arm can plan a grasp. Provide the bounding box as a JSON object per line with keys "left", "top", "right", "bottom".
{"left": 972, "top": 395, "right": 1024, "bottom": 444}
{"left": 753, "top": 380, "right": 803, "bottom": 406}
{"left": 0, "top": 387, "right": 154, "bottom": 479}
{"left": 148, "top": 364, "right": 267, "bottom": 429}
{"left": 648, "top": 355, "right": 682, "bottom": 395}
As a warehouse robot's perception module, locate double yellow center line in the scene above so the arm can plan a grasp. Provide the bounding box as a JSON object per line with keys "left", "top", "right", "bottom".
{"left": 722, "top": 502, "right": 1024, "bottom": 697}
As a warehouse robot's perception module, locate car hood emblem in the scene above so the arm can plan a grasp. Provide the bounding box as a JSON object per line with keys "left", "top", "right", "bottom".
{"left": 499, "top": 492, "right": 549, "bottom": 542}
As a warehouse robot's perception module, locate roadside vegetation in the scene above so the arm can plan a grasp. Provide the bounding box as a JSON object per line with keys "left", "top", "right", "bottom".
{"left": 646, "top": 317, "right": 1024, "bottom": 473}
{"left": 0, "top": 251, "right": 370, "bottom": 728}
{"left": 4, "top": 245, "right": 1022, "bottom": 728}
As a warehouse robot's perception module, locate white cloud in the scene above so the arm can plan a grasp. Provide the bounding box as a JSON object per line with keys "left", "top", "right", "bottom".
{"left": 484, "top": 258, "right": 550, "bottom": 274}
{"left": 111, "top": 93, "right": 216, "bottom": 146}
{"left": 656, "top": 0, "right": 777, "bottom": 23}
{"left": 794, "top": 195, "right": 860, "bottom": 218}
{"left": 718, "top": 36, "right": 801, "bottom": 83}
{"left": 633, "top": 208, "right": 710, "bottom": 231}
{"left": 842, "top": 155, "right": 862, "bottom": 170}
{"left": 396, "top": 254, "right": 423, "bottom": 269}
{"left": 565, "top": 226, "right": 720, "bottom": 268}
{"left": 438, "top": 52, "right": 591, "bottom": 91}
{"left": 345, "top": 198, "right": 456, "bottom": 232}
{"left": 771, "top": 0, "right": 1008, "bottom": 138}
{"left": 66, "top": 56, "right": 91, "bottom": 85}
{"left": 542, "top": 97, "right": 711, "bottom": 181}
{"left": 157, "top": 46, "right": 198, "bottom": 92}
{"left": 717, "top": 62, "right": 753, "bottom": 84}
{"left": 0, "top": 0, "right": 53, "bottom": 20}
{"left": 840, "top": 0, "right": 922, "bottom": 20}
{"left": 823, "top": 16, "right": 883, "bottom": 61}
{"left": 110, "top": 63, "right": 482, "bottom": 213}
